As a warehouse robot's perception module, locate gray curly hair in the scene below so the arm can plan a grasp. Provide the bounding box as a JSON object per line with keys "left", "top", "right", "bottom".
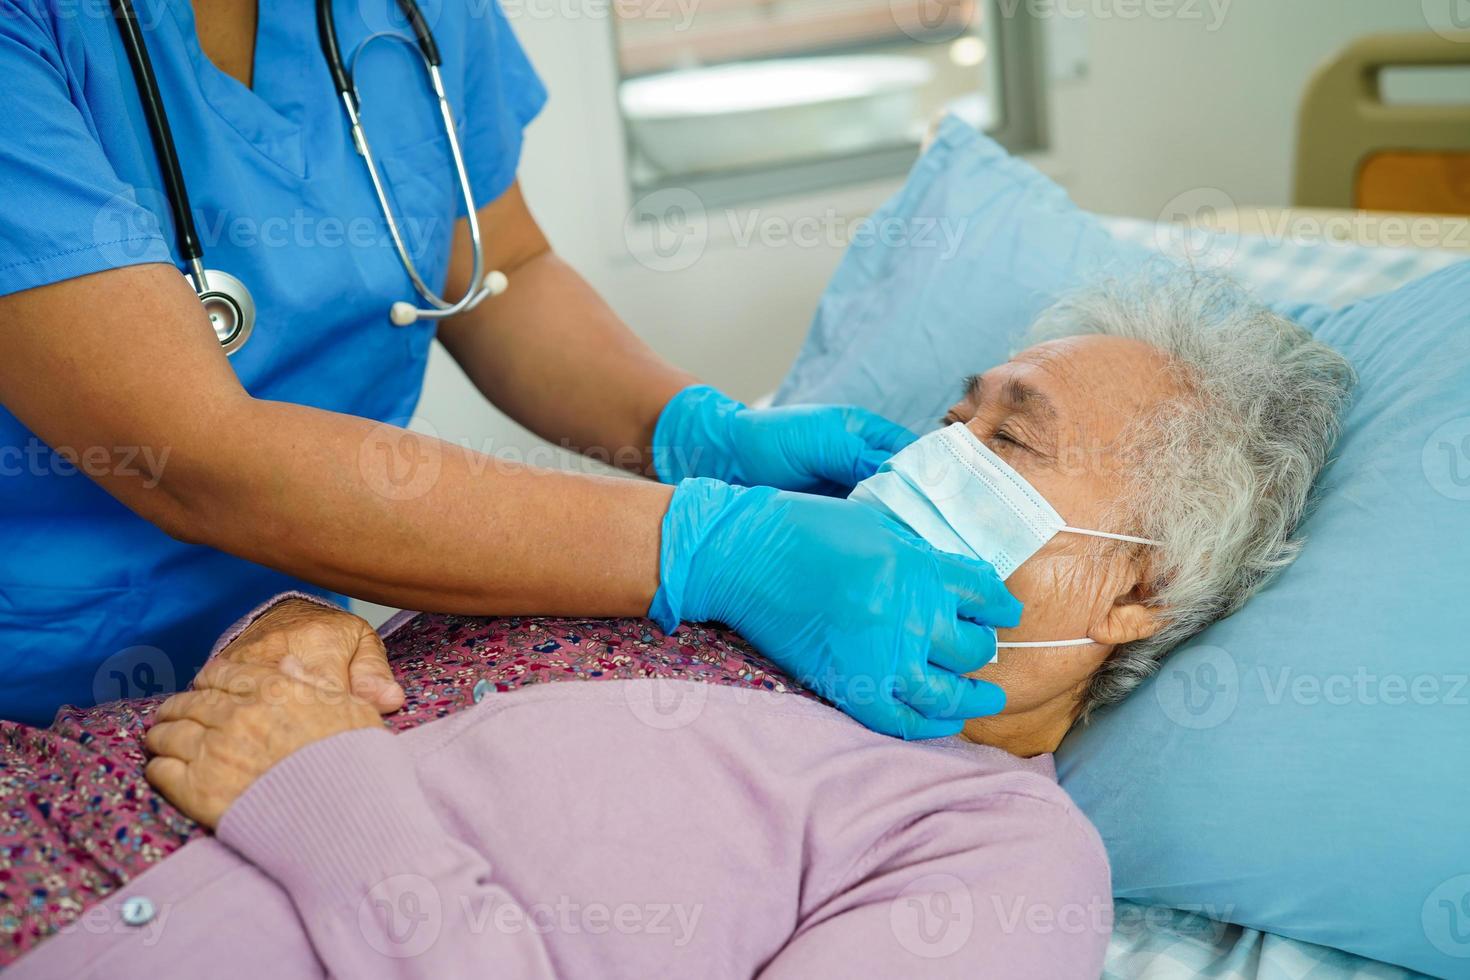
{"left": 1024, "top": 270, "right": 1356, "bottom": 720}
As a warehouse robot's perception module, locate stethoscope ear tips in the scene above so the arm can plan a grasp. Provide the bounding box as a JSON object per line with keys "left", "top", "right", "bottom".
{"left": 387, "top": 270, "right": 509, "bottom": 326}
{"left": 390, "top": 302, "right": 421, "bottom": 326}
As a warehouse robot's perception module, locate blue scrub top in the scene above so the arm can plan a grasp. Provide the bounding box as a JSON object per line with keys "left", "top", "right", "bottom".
{"left": 0, "top": 0, "right": 546, "bottom": 724}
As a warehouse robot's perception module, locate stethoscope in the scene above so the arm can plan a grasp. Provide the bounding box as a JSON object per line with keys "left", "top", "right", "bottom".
{"left": 108, "top": 0, "right": 507, "bottom": 355}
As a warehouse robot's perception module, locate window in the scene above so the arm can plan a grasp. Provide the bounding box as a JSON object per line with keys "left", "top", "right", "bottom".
{"left": 612, "top": 0, "right": 1044, "bottom": 204}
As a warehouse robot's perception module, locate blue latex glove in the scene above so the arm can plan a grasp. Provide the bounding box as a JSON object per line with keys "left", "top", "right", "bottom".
{"left": 650, "top": 478, "right": 1021, "bottom": 739}
{"left": 652, "top": 385, "right": 916, "bottom": 495}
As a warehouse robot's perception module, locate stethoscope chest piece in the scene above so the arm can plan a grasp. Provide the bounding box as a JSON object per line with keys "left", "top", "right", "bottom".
{"left": 194, "top": 268, "right": 255, "bottom": 355}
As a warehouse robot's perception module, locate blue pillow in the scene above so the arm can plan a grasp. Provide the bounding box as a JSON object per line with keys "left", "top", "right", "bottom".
{"left": 775, "top": 116, "right": 1470, "bottom": 978}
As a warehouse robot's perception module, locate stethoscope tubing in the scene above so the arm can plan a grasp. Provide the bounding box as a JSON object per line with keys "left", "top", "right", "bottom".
{"left": 108, "top": 0, "right": 205, "bottom": 277}
{"left": 109, "top": 0, "right": 501, "bottom": 345}
{"left": 341, "top": 34, "right": 492, "bottom": 322}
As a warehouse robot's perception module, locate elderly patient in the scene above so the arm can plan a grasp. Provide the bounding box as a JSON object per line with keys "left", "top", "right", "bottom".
{"left": 1, "top": 275, "right": 1352, "bottom": 978}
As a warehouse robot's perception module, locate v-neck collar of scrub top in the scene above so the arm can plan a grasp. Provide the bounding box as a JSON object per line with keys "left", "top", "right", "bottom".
{"left": 164, "top": 0, "right": 310, "bottom": 179}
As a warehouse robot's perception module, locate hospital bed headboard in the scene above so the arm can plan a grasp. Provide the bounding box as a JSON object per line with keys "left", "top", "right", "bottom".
{"left": 1294, "top": 32, "right": 1470, "bottom": 215}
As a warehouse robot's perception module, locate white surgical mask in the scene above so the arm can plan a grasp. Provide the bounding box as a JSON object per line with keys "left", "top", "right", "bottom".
{"left": 850, "top": 422, "right": 1158, "bottom": 655}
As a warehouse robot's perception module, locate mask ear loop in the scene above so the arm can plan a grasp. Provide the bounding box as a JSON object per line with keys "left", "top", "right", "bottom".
{"left": 993, "top": 533, "right": 1159, "bottom": 659}
{"left": 1059, "top": 526, "right": 1161, "bottom": 546}
{"left": 993, "top": 640, "right": 1099, "bottom": 664}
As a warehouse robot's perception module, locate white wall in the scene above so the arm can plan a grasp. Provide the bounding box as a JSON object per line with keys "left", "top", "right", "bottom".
{"left": 1051, "top": 0, "right": 1466, "bottom": 219}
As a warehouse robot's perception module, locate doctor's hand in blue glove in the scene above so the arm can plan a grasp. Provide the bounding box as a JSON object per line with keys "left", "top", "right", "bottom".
{"left": 652, "top": 384, "right": 916, "bottom": 495}
{"left": 650, "top": 478, "right": 1021, "bottom": 739}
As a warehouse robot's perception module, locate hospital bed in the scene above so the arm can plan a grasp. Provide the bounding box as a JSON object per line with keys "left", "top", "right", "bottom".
{"left": 1294, "top": 31, "right": 1470, "bottom": 216}
{"left": 766, "top": 29, "right": 1469, "bottom": 977}
{"left": 1098, "top": 210, "right": 1456, "bottom": 980}
{"left": 756, "top": 207, "right": 1457, "bottom": 978}
{"left": 1103, "top": 901, "right": 1431, "bottom": 980}
{"left": 1060, "top": 213, "right": 1456, "bottom": 979}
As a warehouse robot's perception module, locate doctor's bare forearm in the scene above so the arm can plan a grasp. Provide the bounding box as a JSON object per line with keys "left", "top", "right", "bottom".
{"left": 0, "top": 264, "right": 670, "bottom": 617}
{"left": 174, "top": 397, "right": 674, "bottom": 615}
{"left": 435, "top": 182, "right": 697, "bottom": 474}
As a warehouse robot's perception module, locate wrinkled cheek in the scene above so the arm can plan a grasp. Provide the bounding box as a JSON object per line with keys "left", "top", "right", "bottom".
{"left": 999, "top": 552, "right": 1112, "bottom": 640}
{"left": 968, "top": 655, "right": 1025, "bottom": 688}
{"left": 971, "top": 645, "right": 1109, "bottom": 710}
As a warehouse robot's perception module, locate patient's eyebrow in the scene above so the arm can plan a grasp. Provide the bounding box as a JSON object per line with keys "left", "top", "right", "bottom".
{"left": 1001, "top": 378, "right": 1059, "bottom": 424}
{"left": 958, "top": 374, "right": 1058, "bottom": 430}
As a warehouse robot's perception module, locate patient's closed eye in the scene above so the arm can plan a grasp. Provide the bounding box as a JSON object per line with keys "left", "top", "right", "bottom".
{"left": 994, "top": 428, "right": 1029, "bottom": 450}
{"left": 936, "top": 412, "right": 1031, "bottom": 452}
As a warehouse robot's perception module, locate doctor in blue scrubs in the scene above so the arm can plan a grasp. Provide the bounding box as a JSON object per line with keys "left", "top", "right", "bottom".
{"left": 0, "top": 0, "right": 1020, "bottom": 735}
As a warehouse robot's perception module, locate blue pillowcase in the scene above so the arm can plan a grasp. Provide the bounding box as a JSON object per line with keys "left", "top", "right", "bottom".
{"left": 774, "top": 116, "right": 1470, "bottom": 978}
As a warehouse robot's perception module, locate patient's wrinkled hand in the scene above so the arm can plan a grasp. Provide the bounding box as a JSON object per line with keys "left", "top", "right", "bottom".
{"left": 145, "top": 659, "right": 382, "bottom": 828}
{"left": 218, "top": 599, "right": 404, "bottom": 714}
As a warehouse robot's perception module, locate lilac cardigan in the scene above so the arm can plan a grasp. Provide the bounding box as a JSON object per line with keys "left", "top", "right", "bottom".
{"left": 13, "top": 609, "right": 1112, "bottom": 978}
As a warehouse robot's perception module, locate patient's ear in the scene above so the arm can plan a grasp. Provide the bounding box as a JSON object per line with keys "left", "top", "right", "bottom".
{"left": 1090, "top": 582, "right": 1164, "bottom": 646}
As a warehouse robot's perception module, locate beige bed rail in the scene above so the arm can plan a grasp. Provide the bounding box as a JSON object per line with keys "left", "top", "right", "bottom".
{"left": 1294, "top": 32, "right": 1470, "bottom": 215}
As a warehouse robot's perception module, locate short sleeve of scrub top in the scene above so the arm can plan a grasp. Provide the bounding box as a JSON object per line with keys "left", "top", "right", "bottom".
{"left": 0, "top": 2, "right": 173, "bottom": 297}
{"left": 457, "top": 1, "right": 549, "bottom": 210}
{"left": 347, "top": 0, "right": 548, "bottom": 226}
